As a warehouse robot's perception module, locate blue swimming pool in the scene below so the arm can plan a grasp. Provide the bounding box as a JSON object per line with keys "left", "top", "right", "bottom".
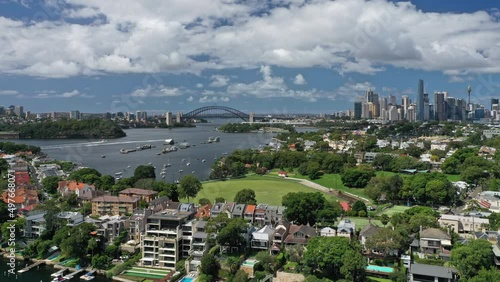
{"left": 179, "top": 277, "right": 194, "bottom": 282}
{"left": 366, "top": 265, "right": 394, "bottom": 273}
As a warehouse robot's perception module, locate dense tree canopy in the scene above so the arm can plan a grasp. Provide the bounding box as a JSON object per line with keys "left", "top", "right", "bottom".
{"left": 451, "top": 239, "right": 494, "bottom": 280}
{"left": 234, "top": 188, "right": 257, "bottom": 205}
{"left": 282, "top": 192, "right": 327, "bottom": 226}
{"left": 133, "top": 165, "right": 156, "bottom": 181}
{"left": 341, "top": 165, "right": 375, "bottom": 188}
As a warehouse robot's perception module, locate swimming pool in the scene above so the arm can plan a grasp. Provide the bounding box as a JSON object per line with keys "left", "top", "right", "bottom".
{"left": 179, "top": 277, "right": 194, "bottom": 282}
{"left": 366, "top": 265, "right": 394, "bottom": 273}
{"left": 242, "top": 259, "right": 258, "bottom": 267}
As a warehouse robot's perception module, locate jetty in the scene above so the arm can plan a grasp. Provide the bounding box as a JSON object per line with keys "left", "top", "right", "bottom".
{"left": 63, "top": 268, "right": 85, "bottom": 279}
{"left": 18, "top": 260, "right": 45, "bottom": 273}
{"left": 51, "top": 267, "right": 68, "bottom": 277}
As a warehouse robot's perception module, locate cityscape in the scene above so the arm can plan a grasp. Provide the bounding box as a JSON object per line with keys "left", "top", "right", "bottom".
{"left": 2, "top": 1, "right": 500, "bottom": 282}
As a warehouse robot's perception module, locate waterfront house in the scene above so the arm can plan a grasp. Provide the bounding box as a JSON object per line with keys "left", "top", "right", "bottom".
{"left": 438, "top": 214, "right": 489, "bottom": 233}
{"left": 359, "top": 223, "right": 381, "bottom": 249}
{"left": 24, "top": 211, "right": 47, "bottom": 239}
{"left": 57, "top": 211, "right": 84, "bottom": 227}
{"left": 95, "top": 215, "right": 130, "bottom": 243}
{"left": 58, "top": 180, "right": 97, "bottom": 202}
{"left": 119, "top": 188, "right": 158, "bottom": 203}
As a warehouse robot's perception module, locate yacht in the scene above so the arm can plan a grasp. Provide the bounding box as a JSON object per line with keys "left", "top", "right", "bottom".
{"left": 127, "top": 165, "right": 131, "bottom": 168}
{"left": 52, "top": 276, "right": 66, "bottom": 282}
{"left": 115, "top": 172, "right": 123, "bottom": 176}
{"left": 157, "top": 153, "right": 161, "bottom": 155}
{"left": 201, "top": 159, "right": 206, "bottom": 162}
{"left": 214, "top": 136, "right": 220, "bottom": 142}
{"left": 101, "top": 155, "right": 106, "bottom": 158}
{"left": 207, "top": 137, "right": 214, "bottom": 143}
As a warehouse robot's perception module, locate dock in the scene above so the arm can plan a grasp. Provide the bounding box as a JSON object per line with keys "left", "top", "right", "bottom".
{"left": 17, "top": 260, "right": 45, "bottom": 273}
{"left": 63, "top": 268, "right": 85, "bottom": 279}
{"left": 51, "top": 267, "right": 68, "bottom": 277}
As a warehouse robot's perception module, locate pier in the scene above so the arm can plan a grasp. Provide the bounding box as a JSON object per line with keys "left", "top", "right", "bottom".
{"left": 51, "top": 267, "right": 68, "bottom": 277}
{"left": 17, "top": 260, "right": 45, "bottom": 273}
{"left": 63, "top": 268, "right": 85, "bottom": 279}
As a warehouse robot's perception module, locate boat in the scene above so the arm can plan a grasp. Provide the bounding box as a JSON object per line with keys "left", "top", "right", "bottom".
{"left": 81, "top": 271, "right": 95, "bottom": 281}
{"left": 201, "top": 159, "right": 206, "bottom": 162}
{"left": 207, "top": 137, "right": 214, "bottom": 143}
{"left": 179, "top": 142, "right": 190, "bottom": 149}
{"left": 127, "top": 165, "right": 131, "bottom": 168}
{"left": 162, "top": 176, "right": 165, "bottom": 179}
{"left": 179, "top": 169, "right": 183, "bottom": 172}
{"left": 115, "top": 172, "right": 123, "bottom": 175}
{"left": 191, "top": 171, "right": 195, "bottom": 174}
{"left": 101, "top": 155, "right": 106, "bottom": 158}
{"left": 186, "top": 158, "right": 191, "bottom": 166}
{"left": 181, "top": 159, "right": 186, "bottom": 162}
{"left": 52, "top": 275, "right": 66, "bottom": 282}
{"left": 120, "top": 148, "right": 136, "bottom": 154}
{"left": 164, "top": 139, "right": 174, "bottom": 145}
{"left": 148, "top": 162, "right": 152, "bottom": 165}
{"left": 157, "top": 153, "right": 161, "bottom": 155}
{"left": 214, "top": 136, "right": 220, "bottom": 142}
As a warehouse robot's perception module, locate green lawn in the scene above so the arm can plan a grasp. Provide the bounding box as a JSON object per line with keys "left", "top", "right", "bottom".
{"left": 347, "top": 217, "right": 383, "bottom": 230}
{"left": 196, "top": 175, "right": 340, "bottom": 205}
{"left": 377, "top": 205, "right": 410, "bottom": 216}
{"left": 368, "top": 277, "right": 392, "bottom": 282}
{"left": 269, "top": 170, "right": 369, "bottom": 199}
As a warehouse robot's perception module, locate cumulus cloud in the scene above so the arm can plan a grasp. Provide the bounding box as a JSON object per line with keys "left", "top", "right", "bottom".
{"left": 199, "top": 96, "right": 230, "bottom": 103}
{"left": 209, "top": 75, "right": 230, "bottom": 87}
{"left": 187, "top": 96, "right": 194, "bottom": 102}
{"left": 0, "top": 90, "right": 19, "bottom": 95}
{"left": 0, "top": 0, "right": 499, "bottom": 78}
{"left": 293, "top": 74, "right": 306, "bottom": 85}
{"left": 130, "top": 85, "right": 183, "bottom": 97}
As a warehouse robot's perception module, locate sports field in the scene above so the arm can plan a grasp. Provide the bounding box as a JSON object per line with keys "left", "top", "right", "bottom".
{"left": 196, "top": 175, "right": 340, "bottom": 205}
{"left": 377, "top": 205, "right": 410, "bottom": 216}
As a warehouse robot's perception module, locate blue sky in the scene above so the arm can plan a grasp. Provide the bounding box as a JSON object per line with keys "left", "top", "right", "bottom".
{"left": 0, "top": 0, "right": 499, "bottom": 114}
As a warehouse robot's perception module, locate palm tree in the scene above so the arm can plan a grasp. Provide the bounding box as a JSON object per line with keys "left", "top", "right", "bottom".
{"left": 225, "top": 256, "right": 240, "bottom": 275}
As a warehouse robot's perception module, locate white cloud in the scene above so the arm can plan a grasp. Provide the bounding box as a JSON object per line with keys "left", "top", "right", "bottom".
{"left": 334, "top": 81, "right": 375, "bottom": 101}
{"left": 209, "top": 75, "right": 230, "bottom": 87}
{"left": 0, "top": 90, "right": 19, "bottom": 95}
{"left": 0, "top": 0, "right": 499, "bottom": 77}
{"left": 293, "top": 74, "right": 306, "bottom": 85}
{"left": 196, "top": 83, "right": 203, "bottom": 88}
{"left": 130, "top": 85, "right": 183, "bottom": 97}
{"left": 32, "top": 89, "right": 94, "bottom": 99}
{"left": 187, "top": 96, "right": 194, "bottom": 102}
{"left": 198, "top": 96, "right": 230, "bottom": 103}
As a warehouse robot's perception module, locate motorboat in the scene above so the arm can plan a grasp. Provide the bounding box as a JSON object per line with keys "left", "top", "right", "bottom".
{"left": 179, "top": 169, "right": 183, "bottom": 172}
{"left": 101, "top": 155, "right": 106, "bottom": 158}
{"left": 201, "top": 159, "right": 206, "bottom": 162}
{"left": 214, "top": 136, "right": 220, "bottom": 142}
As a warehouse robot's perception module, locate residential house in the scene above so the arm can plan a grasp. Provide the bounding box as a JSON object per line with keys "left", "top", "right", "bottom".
{"left": 140, "top": 207, "right": 196, "bottom": 269}
{"left": 254, "top": 204, "right": 267, "bottom": 227}
{"left": 232, "top": 204, "right": 246, "bottom": 218}
{"left": 474, "top": 230, "right": 499, "bottom": 243}
{"left": 1, "top": 187, "right": 38, "bottom": 211}
{"left": 478, "top": 146, "right": 496, "bottom": 159}
{"left": 251, "top": 225, "right": 275, "bottom": 251}
{"left": 339, "top": 202, "right": 351, "bottom": 212}
{"left": 438, "top": 214, "right": 489, "bottom": 233}
{"left": 95, "top": 215, "right": 130, "bottom": 243}
{"left": 187, "top": 220, "right": 210, "bottom": 272}
{"left": 271, "top": 221, "right": 290, "bottom": 255}
{"left": 320, "top": 227, "right": 336, "bottom": 237}
{"left": 359, "top": 223, "right": 381, "bottom": 249}
{"left": 492, "top": 234, "right": 500, "bottom": 268}
{"left": 210, "top": 202, "right": 226, "bottom": 218}
{"left": 408, "top": 263, "right": 458, "bottom": 282}
{"left": 278, "top": 171, "right": 288, "bottom": 177}
{"left": 364, "top": 152, "right": 378, "bottom": 163}
{"left": 336, "top": 219, "right": 356, "bottom": 239}
{"left": 419, "top": 228, "right": 452, "bottom": 259}
{"left": 57, "top": 211, "right": 84, "bottom": 227}
{"left": 57, "top": 180, "right": 97, "bottom": 202}
{"left": 91, "top": 195, "right": 139, "bottom": 216}
{"left": 478, "top": 191, "right": 500, "bottom": 212}
{"left": 244, "top": 204, "right": 256, "bottom": 222}
{"left": 119, "top": 188, "right": 158, "bottom": 203}
{"left": 283, "top": 225, "right": 317, "bottom": 246}
{"left": 195, "top": 204, "right": 211, "bottom": 219}
{"left": 223, "top": 202, "right": 236, "bottom": 218}
{"left": 304, "top": 140, "right": 316, "bottom": 151}
{"left": 14, "top": 171, "right": 30, "bottom": 186}
{"left": 24, "top": 211, "right": 47, "bottom": 239}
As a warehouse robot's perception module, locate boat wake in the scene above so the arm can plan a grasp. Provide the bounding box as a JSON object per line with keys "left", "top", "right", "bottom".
{"left": 41, "top": 139, "right": 166, "bottom": 150}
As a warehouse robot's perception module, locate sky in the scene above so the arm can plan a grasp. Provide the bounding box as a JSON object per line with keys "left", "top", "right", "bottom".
{"left": 0, "top": 0, "right": 500, "bottom": 114}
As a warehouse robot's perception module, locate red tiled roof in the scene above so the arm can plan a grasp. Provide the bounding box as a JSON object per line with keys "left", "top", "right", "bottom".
{"left": 14, "top": 171, "right": 30, "bottom": 185}
{"left": 119, "top": 188, "right": 158, "bottom": 196}
{"left": 58, "top": 180, "right": 95, "bottom": 191}
{"left": 245, "top": 204, "right": 256, "bottom": 214}
{"left": 195, "top": 204, "right": 212, "bottom": 219}
{"left": 340, "top": 202, "right": 351, "bottom": 211}
{"left": 278, "top": 171, "right": 287, "bottom": 175}
{"left": 1, "top": 188, "right": 38, "bottom": 205}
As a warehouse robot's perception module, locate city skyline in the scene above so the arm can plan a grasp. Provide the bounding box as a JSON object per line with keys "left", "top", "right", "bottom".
{"left": 0, "top": 0, "right": 499, "bottom": 113}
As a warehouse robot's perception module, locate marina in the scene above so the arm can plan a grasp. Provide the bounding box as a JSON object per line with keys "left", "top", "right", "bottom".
{"left": 51, "top": 268, "right": 68, "bottom": 277}
{"left": 18, "top": 260, "right": 45, "bottom": 273}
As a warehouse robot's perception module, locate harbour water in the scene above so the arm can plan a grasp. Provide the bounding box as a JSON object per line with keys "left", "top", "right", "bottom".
{"left": 0, "top": 258, "right": 110, "bottom": 282}
{"left": 12, "top": 120, "right": 276, "bottom": 181}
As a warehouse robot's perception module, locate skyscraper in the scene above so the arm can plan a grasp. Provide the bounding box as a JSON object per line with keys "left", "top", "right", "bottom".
{"left": 354, "top": 102, "right": 362, "bottom": 119}
{"left": 492, "top": 98, "right": 499, "bottom": 111}
{"left": 402, "top": 95, "right": 410, "bottom": 120}
{"left": 434, "top": 92, "right": 446, "bottom": 121}
{"left": 417, "top": 79, "right": 424, "bottom": 121}
{"left": 165, "top": 111, "right": 172, "bottom": 126}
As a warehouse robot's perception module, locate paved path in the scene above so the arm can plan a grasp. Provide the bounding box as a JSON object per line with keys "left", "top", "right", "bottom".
{"left": 281, "top": 176, "right": 371, "bottom": 203}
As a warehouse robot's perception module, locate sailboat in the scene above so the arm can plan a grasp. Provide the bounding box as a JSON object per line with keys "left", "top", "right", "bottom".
{"left": 186, "top": 157, "right": 191, "bottom": 166}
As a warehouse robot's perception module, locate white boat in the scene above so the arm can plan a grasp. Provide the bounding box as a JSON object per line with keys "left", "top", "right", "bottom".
{"left": 115, "top": 172, "right": 123, "bottom": 175}
{"left": 179, "top": 169, "right": 183, "bottom": 172}
{"left": 214, "top": 136, "right": 220, "bottom": 142}
{"left": 148, "top": 162, "right": 152, "bottom": 165}
{"left": 127, "top": 165, "right": 131, "bottom": 168}
{"left": 191, "top": 171, "right": 195, "bottom": 174}
{"left": 164, "top": 139, "right": 174, "bottom": 145}
{"left": 52, "top": 276, "right": 66, "bottom": 282}
{"left": 201, "top": 159, "right": 206, "bottom": 162}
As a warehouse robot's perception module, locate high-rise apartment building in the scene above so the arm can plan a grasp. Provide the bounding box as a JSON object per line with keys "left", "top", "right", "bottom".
{"left": 402, "top": 95, "right": 410, "bottom": 120}
{"left": 165, "top": 112, "right": 172, "bottom": 126}
{"left": 434, "top": 92, "right": 447, "bottom": 121}
{"left": 70, "top": 110, "right": 80, "bottom": 120}
{"left": 423, "top": 93, "right": 430, "bottom": 121}
{"left": 354, "top": 102, "right": 362, "bottom": 119}
{"left": 417, "top": 79, "right": 424, "bottom": 121}
{"left": 492, "top": 98, "right": 499, "bottom": 111}
{"left": 14, "top": 105, "right": 24, "bottom": 117}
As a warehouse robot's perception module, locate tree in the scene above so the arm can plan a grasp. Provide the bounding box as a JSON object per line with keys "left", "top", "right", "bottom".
{"left": 155, "top": 182, "right": 179, "bottom": 201}
{"left": 99, "top": 175, "right": 115, "bottom": 190}
{"left": 322, "top": 154, "right": 345, "bottom": 173}
{"left": 133, "top": 165, "right": 156, "bottom": 181}
{"left": 351, "top": 201, "right": 367, "bottom": 215}
{"left": 199, "top": 198, "right": 211, "bottom": 206}
{"left": 178, "top": 175, "right": 202, "bottom": 202}
{"left": 233, "top": 269, "right": 249, "bottom": 282}
{"left": 425, "top": 179, "right": 451, "bottom": 205}
{"left": 200, "top": 253, "right": 219, "bottom": 281}
{"left": 282, "top": 192, "right": 326, "bottom": 226}
{"left": 234, "top": 188, "right": 257, "bottom": 205}
{"left": 469, "top": 268, "right": 500, "bottom": 282}
{"left": 217, "top": 218, "right": 247, "bottom": 249}
{"left": 451, "top": 239, "right": 494, "bottom": 280}
{"left": 307, "top": 162, "right": 321, "bottom": 180}
{"left": 380, "top": 214, "right": 390, "bottom": 226}
{"left": 68, "top": 168, "right": 101, "bottom": 182}
{"left": 461, "top": 166, "right": 489, "bottom": 186}
{"left": 340, "top": 248, "right": 366, "bottom": 282}
{"left": 341, "top": 165, "right": 375, "bottom": 188}
{"left": 372, "top": 154, "right": 394, "bottom": 171}
{"left": 42, "top": 176, "right": 60, "bottom": 194}
{"left": 215, "top": 197, "right": 225, "bottom": 203}
{"left": 225, "top": 256, "right": 240, "bottom": 275}
{"left": 365, "top": 227, "right": 404, "bottom": 256}
{"left": 92, "top": 254, "right": 111, "bottom": 269}
{"left": 0, "top": 158, "right": 8, "bottom": 174}
{"left": 441, "top": 157, "right": 461, "bottom": 174}
{"left": 134, "top": 178, "right": 156, "bottom": 189}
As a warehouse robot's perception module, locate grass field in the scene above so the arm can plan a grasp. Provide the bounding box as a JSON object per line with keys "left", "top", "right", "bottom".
{"left": 348, "top": 217, "right": 383, "bottom": 230}
{"left": 196, "top": 175, "right": 340, "bottom": 205}
{"left": 268, "top": 170, "right": 369, "bottom": 199}
{"left": 368, "top": 277, "right": 392, "bottom": 282}
{"left": 377, "top": 205, "right": 410, "bottom": 216}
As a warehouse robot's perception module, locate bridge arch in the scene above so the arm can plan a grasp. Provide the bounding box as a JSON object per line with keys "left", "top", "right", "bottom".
{"left": 183, "top": 106, "right": 250, "bottom": 121}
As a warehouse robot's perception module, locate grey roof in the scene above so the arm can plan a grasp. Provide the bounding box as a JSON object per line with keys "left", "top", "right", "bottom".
{"left": 196, "top": 220, "right": 207, "bottom": 229}
{"left": 211, "top": 202, "right": 225, "bottom": 213}
{"left": 420, "top": 228, "right": 451, "bottom": 240}
{"left": 26, "top": 211, "right": 47, "bottom": 221}
{"left": 410, "top": 263, "right": 457, "bottom": 279}
{"left": 359, "top": 224, "right": 381, "bottom": 237}
{"left": 232, "top": 204, "right": 246, "bottom": 215}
